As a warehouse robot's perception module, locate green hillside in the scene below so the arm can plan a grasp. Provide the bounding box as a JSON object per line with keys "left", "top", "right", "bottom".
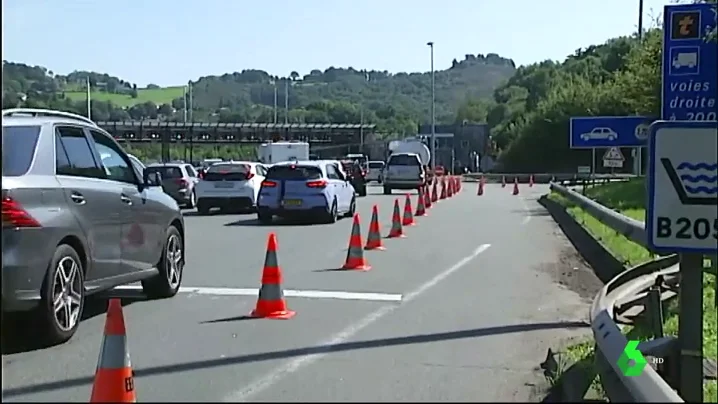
{"left": 64, "top": 86, "right": 185, "bottom": 108}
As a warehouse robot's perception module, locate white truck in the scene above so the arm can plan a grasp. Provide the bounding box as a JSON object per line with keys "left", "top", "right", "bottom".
{"left": 256, "top": 141, "right": 310, "bottom": 165}
{"left": 388, "top": 138, "right": 431, "bottom": 165}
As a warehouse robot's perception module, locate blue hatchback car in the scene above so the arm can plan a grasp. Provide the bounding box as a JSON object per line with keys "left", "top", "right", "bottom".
{"left": 257, "top": 160, "right": 357, "bottom": 224}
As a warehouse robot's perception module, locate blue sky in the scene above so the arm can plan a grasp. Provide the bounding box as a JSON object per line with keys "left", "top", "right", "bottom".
{"left": 3, "top": 0, "right": 671, "bottom": 87}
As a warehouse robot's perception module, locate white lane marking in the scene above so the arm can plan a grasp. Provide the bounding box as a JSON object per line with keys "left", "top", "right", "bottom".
{"left": 520, "top": 197, "right": 532, "bottom": 225}
{"left": 112, "top": 285, "right": 403, "bottom": 302}
{"left": 223, "top": 243, "right": 492, "bottom": 402}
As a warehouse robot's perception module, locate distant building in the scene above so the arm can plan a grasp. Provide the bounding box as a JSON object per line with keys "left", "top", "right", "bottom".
{"left": 417, "top": 122, "right": 491, "bottom": 172}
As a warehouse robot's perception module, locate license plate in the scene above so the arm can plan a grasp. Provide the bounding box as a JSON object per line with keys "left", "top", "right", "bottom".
{"left": 214, "top": 182, "right": 234, "bottom": 188}
{"left": 282, "top": 199, "right": 302, "bottom": 206}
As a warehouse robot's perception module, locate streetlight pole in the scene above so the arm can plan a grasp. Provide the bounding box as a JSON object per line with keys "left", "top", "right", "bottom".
{"left": 284, "top": 78, "right": 289, "bottom": 125}
{"left": 427, "top": 41, "right": 436, "bottom": 170}
{"left": 360, "top": 72, "right": 369, "bottom": 153}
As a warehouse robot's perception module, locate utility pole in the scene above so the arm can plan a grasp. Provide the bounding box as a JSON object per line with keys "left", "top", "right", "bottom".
{"left": 284, "top": 78, "right": 290, "bottom": 125}
{"left": 427, "top": 41, "right": 436, "bottom": 169}
{"left": 360, "top": 72, "right": 370, "bottom": 153}
{"left": 270, "top": 80, "right": 278, "bottom": 124}
{"left": 188, "top": 81, "right": 193, "bottom": 122}
{"left": 86, "top": 76, "right": 92, "bottom": 120}
{"left": 182, "top": 86, "right": 188, "bottom": 123}
{"left": 638, "top": 0, "right": 644, "bottom": 40}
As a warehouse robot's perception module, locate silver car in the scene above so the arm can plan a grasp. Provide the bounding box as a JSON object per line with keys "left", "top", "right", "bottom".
{"left": 145, "top": 163, "right": 200, "bottom": 208}
{"left": 2, "top": 108, "right": 186, "bottom": 344}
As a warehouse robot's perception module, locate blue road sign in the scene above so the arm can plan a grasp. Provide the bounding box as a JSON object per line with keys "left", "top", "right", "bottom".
{"left": 569, "top": 116, "right": 654, "bottom": 149}
{"left": 662, "top": 3, "right": 718, "bottom": 121}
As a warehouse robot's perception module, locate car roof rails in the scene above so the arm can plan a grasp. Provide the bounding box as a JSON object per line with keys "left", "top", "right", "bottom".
{"left": 2, "top": 108, "right": 97, "bottom": 127}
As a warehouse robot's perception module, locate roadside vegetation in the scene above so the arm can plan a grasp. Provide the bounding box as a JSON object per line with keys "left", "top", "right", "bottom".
{"left": 64, "top": 86, "right": 185, "bottom": 108}
{"left": 549, "top": 179, "right": 717, "bottom": 402}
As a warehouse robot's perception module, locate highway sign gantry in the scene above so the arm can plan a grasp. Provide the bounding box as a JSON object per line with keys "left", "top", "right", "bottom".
{"left": 646, "top": 120, "right": 718, "bottom": 254}
{"left": 662, "top": 3, "right": 718, "bottom": 121}
{"left": 602, "top": 147, "right": 625, "bottom": 168}
{"left": 569, "top": 116, "right": 654, "bottom": 149}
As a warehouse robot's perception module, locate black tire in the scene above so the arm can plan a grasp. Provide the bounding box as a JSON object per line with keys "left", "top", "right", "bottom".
{"left": 344, "top": 196, "right": 356, "bottom": 218}
{"left": 325, "top": 199, "right": 338, "bottom": 224}
{"left": 196, "top": 200, "right": 210, "bottom": 215}
{"left": 142, "top": 226, "right": 184, "bottom": 299}
{"left": 36, "top": 244, "right": 85, "bottom": 345}
{"left": 383, "top": 186, "right": 392, "bottom": 195}
{"left": 186, "top": 191, "right": 196, "bottom": 209}
{"left": 257, "top": 210, "right": 273, "bottom": 224}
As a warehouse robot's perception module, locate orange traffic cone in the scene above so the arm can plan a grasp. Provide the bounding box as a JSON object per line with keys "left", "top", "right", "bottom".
{"left": 529, "top": 175, "right": 534, "bottom": 187}
{"left": 431, "top": 180, "right": 438, "bottom": 203}
{"left": 251, "top": 233, "right": 295, "bottom": 319}
{"left": 343, "top": 214, "right": 371, "bottom": 270}
{"left": 457, "top": 176, "right": 462, "bottom": 192}
{"left": 439, "top": 177, "right": 447, "bottom": 200}
{"left": 415, "top": 188, "right": 427, "bottom": 217}
{"left": 387, "top": 199, "right": 406, "bottom": 238}
{"left": 424, "top": 185, "right": 433, "bottom": 209}
{"left": 501, "top": 176, "right": 506, "bottom": 188}
{"left": 364, "top": 206, "right": 385, "bottom": 251}
{"left": 512, "top": 178, "right": 519, "bottom": 196}
{"left": 477, "top": 180, "right": 484, "bottom": 196}
{"left": 90, "top": 299, "right": 136, "bottom": 403}
{"left": 402, "top": 194, "right": 416, "bottom": 226}
{"left": 447, "top": 177, "right": 454, "bottom": 197}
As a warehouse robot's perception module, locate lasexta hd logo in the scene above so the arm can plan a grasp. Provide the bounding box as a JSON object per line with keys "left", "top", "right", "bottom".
{"left": 617, "top": 340, "right": 648, "bottom": 376}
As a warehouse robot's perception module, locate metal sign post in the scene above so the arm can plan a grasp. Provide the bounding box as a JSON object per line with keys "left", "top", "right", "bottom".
{"left": 646, "top": 121, "right": 717, "bottom": 402}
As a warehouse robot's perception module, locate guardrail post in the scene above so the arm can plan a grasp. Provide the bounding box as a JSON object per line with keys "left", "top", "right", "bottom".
{"left": 648, "top": 276, "right": 665, "bottom": 340}
{"left": 677, "top": 253, "right": 704, "bottom": 403}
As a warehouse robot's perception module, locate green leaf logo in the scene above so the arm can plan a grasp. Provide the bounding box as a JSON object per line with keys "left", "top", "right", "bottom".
{"left": 617, "top": 340, "right": 648, "bottom": 377}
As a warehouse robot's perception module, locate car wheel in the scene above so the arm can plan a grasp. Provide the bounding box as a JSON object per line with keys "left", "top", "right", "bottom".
{"left": 186, "top": 191, "right": 196, "bottom": 209}
{"left": 37, "top": 244, "right": 85, "bottom": 345}
{"left": 258, "top": 210, "right": 273, "bottom": 224}
{"left": 142, "top": 226, "right": 183, "bottom": 299}
{"left": 325, "top": 199, "right": 338, "bottom": 224}
{"left": 196, "top": 200, "right": 210, "bottom": 215}
{"left": 345, "top": 196, "right": 356, "bottom": 218}
{"left": 383, "top": 186, "right": 391, "bottom": 195}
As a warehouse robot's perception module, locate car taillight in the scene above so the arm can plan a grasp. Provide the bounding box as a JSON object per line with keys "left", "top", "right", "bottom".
{"left": 2, "top": 197, "right": 41, "bottom": 228}
{"left": 174, "top": 178, "right": 188, "bottom": 187}
{"left": 262, "top": 180, "right": 278, "bottom": 188}
{"left": 306, "top": 179, "right": 328, "bottom": 188}
{"left": 245, "top": 172, "right": 255, "bottom": 180}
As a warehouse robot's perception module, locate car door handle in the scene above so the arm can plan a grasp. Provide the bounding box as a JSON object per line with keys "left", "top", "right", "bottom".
{"left": 70, "top": 192, "right": 86, "bottom": 205}
{"left": 120, "top": 194, "right": 133, "bottom": 205}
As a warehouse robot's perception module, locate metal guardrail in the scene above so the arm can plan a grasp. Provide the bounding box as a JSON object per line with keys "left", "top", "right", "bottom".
{"left": 549, "top": 182, "right": 684, "bottom": 402}
{"left": 462, "top": 172, "right": 637, "bottom": 184}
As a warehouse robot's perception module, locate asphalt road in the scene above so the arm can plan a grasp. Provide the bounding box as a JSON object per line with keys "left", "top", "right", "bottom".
{"left": 2, "top": 182, "right": 595, "bottom": 402}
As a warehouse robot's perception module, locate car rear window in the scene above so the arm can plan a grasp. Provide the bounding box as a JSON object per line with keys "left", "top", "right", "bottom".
{"left": 266, "top": 165, "right": 323, "bottom": 180}
{"left": 368, "top": 162, "right": 385, "bottom": 169}
{"left": 146, "top": 166, "right": 183, "bottom": 179}
{"left": 2, "top": 125, "right": 42, "bottom": 177}
{"left": 204, "top": 164, "right": 253, "bottom": 181}
{"left": 388, "top": 154, "right": 420, "bottom": 166}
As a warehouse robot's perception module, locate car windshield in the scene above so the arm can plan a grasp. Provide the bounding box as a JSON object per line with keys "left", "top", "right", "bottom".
{"left": 388, "top": 154, "right": 420, "bottom": 166}
{"left": 2, "top": 125, "right": 41, "bottom": 177}
{"left": 146, "top": 166, "right": 183, "bottom": 179}
{"left": 266, "top": 165, "right": 323, "bottom": 180}
{"left": 204, "top": 164, "right": 252, "bottom": 181}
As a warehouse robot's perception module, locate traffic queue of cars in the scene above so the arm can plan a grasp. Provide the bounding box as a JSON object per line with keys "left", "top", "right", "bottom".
{"left": 2, "top": 109, "right": 186, "bottom": 344}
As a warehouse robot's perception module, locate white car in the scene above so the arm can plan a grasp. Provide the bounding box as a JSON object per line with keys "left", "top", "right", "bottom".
{"left": 580, "top": 127, "right": 618, "bottom": 141}
{"left": 194, "top": 161, "right": 268, "bottom": 215}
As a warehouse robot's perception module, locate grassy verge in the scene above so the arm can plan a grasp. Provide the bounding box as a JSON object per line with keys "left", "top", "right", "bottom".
{"left": 549, "top": 178, "right": 717, "bottom": 402}
{"left": 64, "top": 86, "right": 185, "bottom": 108}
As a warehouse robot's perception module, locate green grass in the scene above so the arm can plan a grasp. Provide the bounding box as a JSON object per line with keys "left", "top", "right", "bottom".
{"left": 549, "top": 178, "right": 717, "bottom": 402}
{"left": 64, "top": 86, "right": 185, "bottom": 108}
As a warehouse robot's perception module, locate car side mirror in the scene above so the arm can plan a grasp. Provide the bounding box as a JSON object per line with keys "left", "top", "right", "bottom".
{"left": 143, "top": 170, "right": 163, "bottom": 187}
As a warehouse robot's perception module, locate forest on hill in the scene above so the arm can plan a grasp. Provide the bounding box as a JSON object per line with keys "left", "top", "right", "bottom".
{"left": 1, "top": 53, "right": 516, "bottom": 136}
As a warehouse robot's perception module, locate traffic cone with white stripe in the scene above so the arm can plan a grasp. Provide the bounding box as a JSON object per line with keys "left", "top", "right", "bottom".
{"left": 447, "top": 177, "right": 454, "bottom": 198}
{"left": 343, "top": 214, "right": 371, "bottom": 270}
{"left": 439, "top": 177, "right": 447, "bottom": 200}
{"left": 251, "top": 233, "right": 295, "bottom": 319}
{"left": 387, "top": 199, "right": 406, "bottom": 238}
{"left": 512, "top": 178, "right": 520, "bottom": 196}
{"left": 424, "top": 185, "right": 433, "bottom": 209}
{"left": 431, "top": 180, "right": 439, "bottom": 203}
{"left": 529, "top": 175, "right": 534, "bottom": 187}
{"left": 477, "top": 179, "right": 484, "bottom": 196}
{"left": 364, "top": 205, "right": 385, "bottom": 251}
{"left": 415, "top": 187, "right": 427, "bottom": 217}
{"left": 501, "top": 176, "right": 506, "bottom": 188}
{"left": 402, "top": 194, "right": 416, "bottom": 226}
{"left": 90, "top": 299, "right": 136, "bottom": 403}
